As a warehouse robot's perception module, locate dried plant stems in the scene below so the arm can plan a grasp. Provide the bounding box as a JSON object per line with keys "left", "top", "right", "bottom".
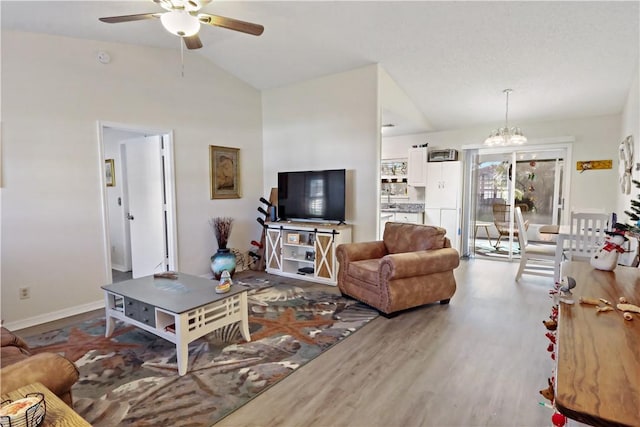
{"left": 210, "top": 217, "right": 234, "bottom": 249}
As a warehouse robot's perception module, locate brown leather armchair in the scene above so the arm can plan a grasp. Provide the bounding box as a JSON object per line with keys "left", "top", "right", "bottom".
{"left": 336, "top": 222, "right": 460, "bottom": 315}
{"left": 1, "top": 327, "right": 79, "bottom": 406}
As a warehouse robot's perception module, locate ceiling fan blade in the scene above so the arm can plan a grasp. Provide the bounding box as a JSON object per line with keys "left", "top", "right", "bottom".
{"left": 99, "top": 13, "right": 161, "bottom": 24}
{"left": 198, "top": 13, "right": 264, "bottom": 36}
{"left": 183, "top": 35, "right": 203, "bottom": 50}
{"left": 152, "top": 0, "right": 175, "bottom": 12}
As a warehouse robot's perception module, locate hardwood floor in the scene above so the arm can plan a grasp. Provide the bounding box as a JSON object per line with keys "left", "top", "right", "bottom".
{"left": 217, "top": 258, "right": 556, "bottom": 427}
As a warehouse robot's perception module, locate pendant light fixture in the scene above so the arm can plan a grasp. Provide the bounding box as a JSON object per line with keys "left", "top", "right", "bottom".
{"left": 484, "top": 89, "right": 527, "bottom": 147}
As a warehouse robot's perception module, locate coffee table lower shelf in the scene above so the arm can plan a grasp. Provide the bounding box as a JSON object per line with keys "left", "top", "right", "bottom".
{"left": 104, "top": 288, "right": 250, "bottom": 376}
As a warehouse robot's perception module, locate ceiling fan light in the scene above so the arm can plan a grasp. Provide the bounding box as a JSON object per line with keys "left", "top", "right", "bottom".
{"left": 161, "top": 10, "right": 200, "bottom": 37}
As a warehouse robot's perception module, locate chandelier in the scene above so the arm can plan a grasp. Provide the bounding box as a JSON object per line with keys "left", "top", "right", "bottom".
{"left": 484, "top": 89, "right": 527, "bottom": 146}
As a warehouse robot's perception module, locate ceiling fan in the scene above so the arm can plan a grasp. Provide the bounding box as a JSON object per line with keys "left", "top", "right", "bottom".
{"left": 99, "top": 0, "right": 264, "bottom": 50}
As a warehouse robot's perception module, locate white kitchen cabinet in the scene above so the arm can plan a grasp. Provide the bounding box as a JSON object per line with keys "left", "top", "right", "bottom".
{"left": 425, "top": 161, "right": 461, "bottom": 209}
{"left": 424, "top": 161, "right": 462, "bottom": 252}
{"left": 407, "top": 147, "right": 427, "bottom": 186}
{"left": 379, "top": 212, "right": 394, "bottom": 239}
{"left": 394, "top": 212, "right": 423, "bottom": 223}
{"left": 380, "top": 211, "right": 424, "bottom": 239}
{"left": 425, "top": 208, "right": 459, "bottom": 250}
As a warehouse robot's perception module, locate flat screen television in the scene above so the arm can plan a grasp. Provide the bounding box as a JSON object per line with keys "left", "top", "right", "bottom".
{"left": 277, "top": 169, "right": 346, "bottom": 223}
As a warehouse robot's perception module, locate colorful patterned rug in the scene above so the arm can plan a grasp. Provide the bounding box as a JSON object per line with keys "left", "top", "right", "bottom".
{"left": 24, "top": 274, "right": 378, "bottom": 426}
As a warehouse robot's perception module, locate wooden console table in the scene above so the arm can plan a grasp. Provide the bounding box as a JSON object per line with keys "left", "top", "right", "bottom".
{"left": 1, "top": 382, "right": 90, "bottom": 426}
{"left": 556, "top": 262, "right": 640, "bottom": 427}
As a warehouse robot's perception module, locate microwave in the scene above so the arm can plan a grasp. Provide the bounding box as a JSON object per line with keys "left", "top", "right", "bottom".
{"left": 428, "top": 149, "right": 458, "bottom": 162}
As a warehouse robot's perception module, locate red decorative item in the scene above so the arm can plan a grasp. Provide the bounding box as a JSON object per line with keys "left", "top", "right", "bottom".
{"left": 551, "top": 411, "right": 567, "bottom": 426}
{"left": 547, "top": 343, "right": 554, "bottom": 352}
{"left": 545, "top": 332, "right": 557, "bottom": 344}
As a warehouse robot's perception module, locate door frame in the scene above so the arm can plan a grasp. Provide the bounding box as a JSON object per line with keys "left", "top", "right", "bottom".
{"left": 97, "top": 121, "right": 178, "bottom": 282}
{"left": 460, "top": 138, "right": 574, "bottom": 258}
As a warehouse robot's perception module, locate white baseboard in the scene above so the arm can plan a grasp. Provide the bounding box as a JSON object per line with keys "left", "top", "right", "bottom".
{"left": 4, "top": 300, "right": 105, "bottom": 332}
{"left": 112, "top": 264, "right": 128, "bottom": 272}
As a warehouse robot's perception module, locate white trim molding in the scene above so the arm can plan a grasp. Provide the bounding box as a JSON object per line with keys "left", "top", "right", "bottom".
{"left": 4, "top": 300, "right": 104, "bottom": 332}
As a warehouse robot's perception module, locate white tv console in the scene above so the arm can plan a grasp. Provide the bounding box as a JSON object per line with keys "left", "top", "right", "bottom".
{"left": 264, "top": 221, "right": 352, "bottom": 286}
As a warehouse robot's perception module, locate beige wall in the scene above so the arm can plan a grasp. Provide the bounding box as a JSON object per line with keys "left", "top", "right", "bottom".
{"left": 262, "top": 65, "right": 380, "bottom": 242}
{"left": 1, "top": 31, "right": 263, "bottom": 327}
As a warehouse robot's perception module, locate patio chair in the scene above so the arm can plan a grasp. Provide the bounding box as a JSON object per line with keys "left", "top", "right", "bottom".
{"left": 492, "top": 203, "right": 529, "bottom": 248}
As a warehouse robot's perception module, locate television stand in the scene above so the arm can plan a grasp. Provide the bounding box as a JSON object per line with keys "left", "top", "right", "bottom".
{"left": 264, "top": 221, "right": 352, "bottom": 285}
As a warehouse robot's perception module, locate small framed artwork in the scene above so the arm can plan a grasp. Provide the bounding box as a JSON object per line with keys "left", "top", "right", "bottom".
{"left": 210, "top": 145, "right": 240, "bottom": 199}
{"left": 105, "top": 159, "right": 115, "bottom": 187}
{"left": 287, "top": 233, "right": 300, "bottom": 244}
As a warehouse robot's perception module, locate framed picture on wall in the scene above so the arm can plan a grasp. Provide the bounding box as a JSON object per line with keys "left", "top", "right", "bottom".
{"left": 105, "top": 159, "right": 115, "bottom": 187}
{"left": 210, "top": 145, "right": 240, "bottom": 199}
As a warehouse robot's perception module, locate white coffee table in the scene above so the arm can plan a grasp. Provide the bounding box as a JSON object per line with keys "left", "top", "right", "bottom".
{"left": 102, "top": 273, "right": 251, "bottom": 375}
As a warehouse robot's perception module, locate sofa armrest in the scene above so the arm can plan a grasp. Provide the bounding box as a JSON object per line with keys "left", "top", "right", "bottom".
{"left": 380, "top": 247, "right": 460, "bottom": 280}
{"left": 0, "top": 353, "right": 79, "bottom": 398}
{"left": 1, "top": 327, "right": 29, "bottom": 351}
{"left": 336, "top": 241, "right": 388, "bottom": 264}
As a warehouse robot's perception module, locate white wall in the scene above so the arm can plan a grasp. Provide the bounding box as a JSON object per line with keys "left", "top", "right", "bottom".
{"left": 384, "top": 114, "right": 622, "bottom": 215}
{"left": 1, "top": 31, "right": 263, "bottom": 326}
{"left": 616, "top": 68, "right": 640, "bottom": 223}
{"left": 615, "top": 68, "right": 639, "bottom": 265}
{"left": 262, "top": 65, "right": 380, "bottom": 242}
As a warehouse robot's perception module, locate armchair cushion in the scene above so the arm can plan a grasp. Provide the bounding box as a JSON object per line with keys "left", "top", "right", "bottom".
{"left": 380, "top": 248, "right": 460, "bottom": 280}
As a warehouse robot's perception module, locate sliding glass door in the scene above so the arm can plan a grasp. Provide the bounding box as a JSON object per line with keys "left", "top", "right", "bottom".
{"left": 463, "top": 145, "right": 569, "bottom": 260}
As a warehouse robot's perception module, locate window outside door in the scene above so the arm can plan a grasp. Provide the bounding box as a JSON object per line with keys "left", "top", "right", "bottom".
{"left": 464, "top": 146, "right": 568, "bottom": 260}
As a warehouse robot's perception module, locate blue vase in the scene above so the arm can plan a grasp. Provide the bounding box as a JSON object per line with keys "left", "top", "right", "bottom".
{"left": 211, "top": 248, "right": 236, "bottom": 280}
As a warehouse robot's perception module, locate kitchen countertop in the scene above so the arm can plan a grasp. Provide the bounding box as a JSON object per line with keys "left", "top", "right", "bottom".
{"left": 380, "top": 203, "right": 425, "bottom": 213}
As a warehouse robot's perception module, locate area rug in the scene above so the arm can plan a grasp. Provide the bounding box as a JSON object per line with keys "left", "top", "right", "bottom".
{"left": 24, "top": 275, "right": 378, "bottom": 426}
{"left": 474, "top": 238, "right": 521, "bottom": 259}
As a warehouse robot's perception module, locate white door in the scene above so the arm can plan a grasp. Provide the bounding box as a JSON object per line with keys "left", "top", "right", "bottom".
{"left": 125, "top": 136, "right": 166, "bottom": 278}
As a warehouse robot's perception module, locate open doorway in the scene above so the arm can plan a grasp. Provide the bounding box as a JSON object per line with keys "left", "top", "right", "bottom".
{"left": 99, "top": 122, "right": 178, "bottom": 283}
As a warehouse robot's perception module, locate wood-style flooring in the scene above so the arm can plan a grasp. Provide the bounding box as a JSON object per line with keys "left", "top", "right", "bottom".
{"left": 16, "top": 258, "right": 556, "bottom": 426}
{"left": 217, "top": 258, "right": 556, "bottom": 427}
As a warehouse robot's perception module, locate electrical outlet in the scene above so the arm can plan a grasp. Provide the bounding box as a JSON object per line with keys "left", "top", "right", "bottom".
{"left": 19, "top": 287, "right": 30, "bottom": 300}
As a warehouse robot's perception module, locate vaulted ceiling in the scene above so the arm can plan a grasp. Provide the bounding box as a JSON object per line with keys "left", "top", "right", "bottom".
{"left": 2, "top": 1, "right": 639, "bottom": 136}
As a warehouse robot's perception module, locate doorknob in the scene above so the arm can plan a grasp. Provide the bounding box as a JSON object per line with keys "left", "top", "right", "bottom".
{"left": 127, "top": 213, "right": 135, "bottom": 221}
